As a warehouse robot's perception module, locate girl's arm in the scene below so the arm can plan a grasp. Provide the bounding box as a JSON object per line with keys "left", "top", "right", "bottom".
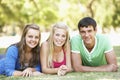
{"left": 5, "top": 46, "right": 21, "bottom": 76}
{"left": 40, "top": 41, "right": 59, "bottom": 74}
{"left": 66, "top": 42, "right": 73, "bottom": 72}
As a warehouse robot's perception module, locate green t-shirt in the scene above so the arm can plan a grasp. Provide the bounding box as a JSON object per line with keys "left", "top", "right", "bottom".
{"left": 70, "top": 34, "right": 113, "bottom": 66}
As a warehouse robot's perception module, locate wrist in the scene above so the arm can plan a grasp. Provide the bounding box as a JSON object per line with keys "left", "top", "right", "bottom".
{"left": 27, "top": 67, "right": 35, "bottom": 72}
{"left": 57, "top": 68, "right": 61, "bottom": 76}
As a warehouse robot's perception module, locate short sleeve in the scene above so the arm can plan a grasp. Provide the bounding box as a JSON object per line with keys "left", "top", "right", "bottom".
{"left": 70, "top": 35, "right": 81, "bottom": 54}
{"left": 104, "top": 35, "right": 113, "bottom": 53}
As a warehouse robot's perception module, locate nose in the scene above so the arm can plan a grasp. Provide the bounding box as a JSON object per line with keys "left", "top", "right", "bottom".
{"left": 57, "top": 35, "right": 63, "bottom": 41}
{"left": 32, "top": 37, "right": 36, "bottom": 41}
{"left": 58, "top": 36, "right": 62, "bottom": 40}
{"left": 85, "top": 32, "right": 89, "bottom": 37}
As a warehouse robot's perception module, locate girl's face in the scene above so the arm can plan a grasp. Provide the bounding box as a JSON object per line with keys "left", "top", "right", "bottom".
{"left": 25, "top": 29, "right": 40, "bottom": 49}
{"left": 53, "top": 28, "right": 67, "bottom": 47}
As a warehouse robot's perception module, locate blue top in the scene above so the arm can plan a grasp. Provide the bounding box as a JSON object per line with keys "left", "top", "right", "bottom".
{"left": 0, "top": 45, "right": 41, "bottom": 76}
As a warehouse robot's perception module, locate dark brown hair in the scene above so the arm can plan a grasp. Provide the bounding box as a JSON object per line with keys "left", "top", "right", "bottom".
{"left": 78, "top": 17, "right": 97, "bottom": 31}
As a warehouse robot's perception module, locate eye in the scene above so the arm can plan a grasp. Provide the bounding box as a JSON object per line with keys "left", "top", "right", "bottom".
{"left": 28, "top": 35, "right": 33, "bottom": 38}
{"left": 35, "top": 36, "right": 39, "bottom": 39}
{"left": 88, "top": 30, "right": 92, "bottom": 33}
{"left": 80, "top": 31, "right": 85, "bottom": 34}
{"left": 55, "top": 33, "right": 60, "bottom": 36}
{"left": 62, "top": 35, "right": 66, "bottom": 38}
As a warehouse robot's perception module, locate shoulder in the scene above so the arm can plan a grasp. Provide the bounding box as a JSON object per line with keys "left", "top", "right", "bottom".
{"left": 7, "top": 45, "right": 18, "bottom": 52}
{"left": 41, "top": 41, "right": 49, "bottom": 47}
{"left": 70, "top": 34, "right": 82, "bottom": 44}
{"left": 41, "top": 41, "right": 49, "bottom": 50}
{"left": 6, "top": 45, "right": 18, "bottom": 57}
{"left": 96, "top": 34, "right": 110, "bottom": 40}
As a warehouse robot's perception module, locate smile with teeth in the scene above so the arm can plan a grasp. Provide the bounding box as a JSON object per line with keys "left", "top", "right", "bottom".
{"left": 57, "top": 41, "right": 62, "bottom": 44}
{"left": 56, "top": 39, "right": 64, "bottom": 45}
{"left": 30, "top": 42, "right": 36, "bottom": 45}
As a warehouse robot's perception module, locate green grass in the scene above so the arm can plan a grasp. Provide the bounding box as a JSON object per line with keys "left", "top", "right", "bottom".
{"left": 0, "top": 46, "right": 120, "bottom": 80}
{"left": 0, "top": 48, "right": 6, "bottom": 54}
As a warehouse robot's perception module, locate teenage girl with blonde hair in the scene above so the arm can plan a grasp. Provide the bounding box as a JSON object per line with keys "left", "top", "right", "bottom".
{"left": 40, "top": 22, "right": 72, "bottom": 76}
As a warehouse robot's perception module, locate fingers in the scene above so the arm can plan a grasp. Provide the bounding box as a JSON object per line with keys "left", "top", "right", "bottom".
{"left": 107, "top": 64, "right": 118, "bottom": 72}
{"left": 57, "top": 65, "right": 68, "bottom": 76}
{"left": 22, "top": 68, "right": 33, "bottom": 77}
{"left": 111, "top": 64, "right": 118, "bottom": 72}
{"left": 60, "top": 65, "right": 68, "bottom": 70}
{"left": 22, "top": 71, "right": 32, "bottom": 77}
{"left": 57, "top": 69, "right": 66, "bottom": 76}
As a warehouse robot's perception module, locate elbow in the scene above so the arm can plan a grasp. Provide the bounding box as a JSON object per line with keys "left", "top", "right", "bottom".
{"left": 73, "top": 65, "right": 79, "bottom": 72}
{"left": 74, "top": 68, "right": 80, "bottom": 72}
{"left": 5, "top": 70, "right": 13, "bottom": 76}
{"left": 67, "top": 67, "right": 73, "bottom": 72}
{"left": 41, "top": 68, "right": 47, "bottom": 73}
{"left": 41, "top": 68, "right": 50, "bottom": 74}
{"left": 73, "top": 65, "right": 85, "bottom": 72}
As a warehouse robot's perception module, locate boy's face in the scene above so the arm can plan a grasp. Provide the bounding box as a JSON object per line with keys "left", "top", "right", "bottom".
{"left": 79, "top": 25, "right": 97, "bottom": 46}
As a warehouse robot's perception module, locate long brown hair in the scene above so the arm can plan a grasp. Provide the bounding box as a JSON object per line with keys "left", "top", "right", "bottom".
{"left": 16, "top": 24, "right": 41, "bottom": 68}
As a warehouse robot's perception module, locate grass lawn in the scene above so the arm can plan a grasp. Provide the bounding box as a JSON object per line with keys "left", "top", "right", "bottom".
{"left": 0, "top": 46, "right": 120, "bottom": 80}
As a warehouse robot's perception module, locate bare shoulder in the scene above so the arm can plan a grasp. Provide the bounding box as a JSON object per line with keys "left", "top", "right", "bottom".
{"left": 41, "top": 41, "right": 49, "bottom": 47}
{"left": 40, "top": 41, "right": 49, "bottom": 52}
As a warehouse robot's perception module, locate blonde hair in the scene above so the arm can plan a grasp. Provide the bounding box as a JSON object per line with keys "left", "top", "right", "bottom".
{"left": 47, "top": 22, "right": 70, "bottom": 68}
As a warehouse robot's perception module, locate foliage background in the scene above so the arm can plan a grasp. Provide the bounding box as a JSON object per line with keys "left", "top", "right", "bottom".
{"left": 0, "top": 0, "right": 120, "bottom": 36}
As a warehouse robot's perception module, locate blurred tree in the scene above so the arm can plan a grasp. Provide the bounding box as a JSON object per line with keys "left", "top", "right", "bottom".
{"left": 0, "top": 0, "right": 60, "bottom": 34}
{"left": 112, "top": 0, "right": 120, "bottom": 30}
{"left": 0, "top": 0, "right": 120, "bottom": 35}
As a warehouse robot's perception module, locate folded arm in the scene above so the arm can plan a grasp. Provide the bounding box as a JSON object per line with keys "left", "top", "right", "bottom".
{"left": 72, "top": 50, "right": 118, "bottom": 72}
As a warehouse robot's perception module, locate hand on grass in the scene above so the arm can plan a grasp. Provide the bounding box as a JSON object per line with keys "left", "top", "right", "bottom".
{"left": 22, "top": 68, "right": 33, "bottom": 77}
{"left": 57, "top": 65, "right": 68, "bottom": 76}
{"left": 107, "top": 64, "right": 118, "bottom": 72}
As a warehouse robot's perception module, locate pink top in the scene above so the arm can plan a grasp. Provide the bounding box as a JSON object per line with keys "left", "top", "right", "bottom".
{"left": 53, "top": 49, "right": 66, "bottom": 68}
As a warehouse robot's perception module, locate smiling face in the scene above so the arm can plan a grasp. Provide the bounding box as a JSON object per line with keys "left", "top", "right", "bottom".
{"left": 53, "top": 28, "right": 67, "bottom": 47}
{"left": 25, "top": 29, "right": 40, "bottom": 49}
{"left": 79, "top": 25, "right": 97, "bottom": 47}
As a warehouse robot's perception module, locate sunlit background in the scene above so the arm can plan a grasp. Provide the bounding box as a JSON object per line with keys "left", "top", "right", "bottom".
{"left": 0, "top": 0, "right": 120, "bottom": 48}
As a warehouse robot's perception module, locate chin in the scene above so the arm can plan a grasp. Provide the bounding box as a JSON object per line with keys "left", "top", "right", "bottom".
{"left": 30, "top": 45, "right": 37, "bottom": 48}
{"left": 55, "top": 44, "right": 63, "bottom": 47}
{"left": 85, "top": 42, "right": 91, "bottom": 45}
